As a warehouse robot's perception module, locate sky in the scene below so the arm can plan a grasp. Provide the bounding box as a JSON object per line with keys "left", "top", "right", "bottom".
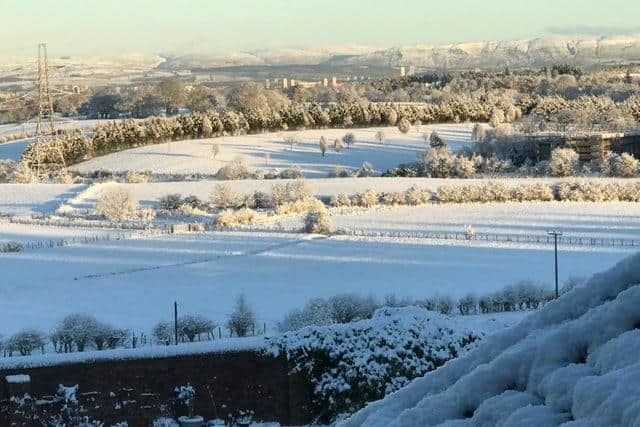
{"left": 1, "top": 0, "right": 639, "bottom": 58}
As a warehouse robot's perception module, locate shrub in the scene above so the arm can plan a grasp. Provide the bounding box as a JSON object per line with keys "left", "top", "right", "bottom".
{"left": 333, "top": 138, "right": 344, "bottom": 152}
{"left": 512, "top": 183, "right": 555, "bottom": 202}
{"left": 397, "top": 117, "right": 411, "bottom": 134}
{"left": 429, "top": 131, "right": 445, "bottom": 148}
{"left": 276, "top": 197, "right": 324, "bottom": 216}
{"left": 51, "top": 313, "right": 99, "bottom": 352}
{"left": 0, "top": 159, "right": 16, "bottom": 183}
{"left": 330, "top": 192, "right": 351, "bottom": 207}
{"left": 328, "top": 166, "right": 352, "bottom": 178}
{"left": 279, "top": 298, "right": 332, "bottom": 332}
{"left": 404, "top": 186, "right": 430, "bottom": 205}
{"left": 0, "top": 241, "right": 23, "bottom": 253}
{"left": 436, "top": 185, "right": 466, "bottom": 203}
{"left": 355, "top": 189, "right": 378, "bottom": 208}
{"left": 178, "top": 315, "right": 215, "bottom": 342}
{"left": 92, "top": 323, "right": 127, "bottom": 350}
{"left": 227, "top": 294, "right": 256, "bottom": 337}
{"left": 159, "top": 193, "right": 183, "bottom": 211}
{"left": 252, "top": 190, "right": 271, "bottom": 209}
{"left": 287, "top": 179, "right": 315, "bottom": 202}
{"left": 436, "top": 296, "right": 454, "bottom": 315}
{"left": 478, "top": 181, "right": 510, "bottom": 203}
{"left": 216, "top": 208, "right": 256, "bottom": 227}
{"left": 216, "top": 156, "right": 252, "bottom": 180}
{"left": 6, "top": 329, "right": 45, "bottom": 356}
{"left": 95, "top": 187, "right": 138, "bottom": 223}
{"left": 603, "top": 152, "right": 639, "bottom": 177}
{"left": 328, "top": 294, "right": 379, "bottom": 323}
{"left": 342, "top": 132, "right": 355, "bottom": 148}
{"left": 125, "top": 170, "right": 152, "bottom": 183}
{"left": 9, "top": 162, "right": 36, "bottom": 183}
{"left": 304, "top": 205, "right": 332, "bottom": 234}
{"left": 355, "top": 161, "right": 375, "bottom": 177}
{"left": 550, "top": 147, "right": 580, "bottom": 177}
{"left": 279, "top": 165, "right": 304, "bottom": 179}
{"left": 380, "top": 191, "right": 405, "bottom": 206}
{"left": 153, "top": 321, "right": 175, "bottom": 346}
{"left": 420, "top": 146, "right": 456, "bottom": 177}
{"left": 457, "top": 294, "right": 477, "bottom": 315}
{"left": 212, "top": 183, "right": 240, "bottom": 209}
{"left": 454, "top": 156, "right": 476, "bottom": 178}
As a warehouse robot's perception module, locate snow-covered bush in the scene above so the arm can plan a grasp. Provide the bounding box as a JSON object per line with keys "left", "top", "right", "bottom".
{"left": 0, "top": 240, "right": 23, "bottom": 253}
{"left": 215, "top": 208, "right": 256, "bottom": 227}
{"left": 159, "top": 193, "right": 183, "bottom": 211}
{"left": 92, "top": 322, "right": 127, "bottom": 350}
{"left": 251, "top": 190, "right": 271, "bottom": 209}
{"left": 602, "top": 152, "right": 639, "bottom": 177}
{"left": 319, "top": 136, "right": 328, "bottom": 156}
{"left": 279, "top": 298, "right": 333, "bottom": 332}
{"left": 212, "top": 182, "right": 240, "bottom": 209}
{"left": 380, "top": 191, "right": 405, "bottom": 206}
{"left": 275, "top": 197, "right": 324, "bottom": 216}
{"left": 512, "top": 183, "right": 555, "bottom": 202}
{"left": 330, "top": 192, "right": 351, "bottom": 207}
{"left": 328, "top": 166, "right": 353, "bottom": 178}
{"left": 453, "top": 156, "right": 476, "bottom": 178}
{"left": 125, "top": 170, "right": 152, "bottom": 183}
{"left": 435, "top": 185, "right": 466, "bottom": 203}
{"left": 549, "top": 147, "right": 580, "bottom": 177}
{"left": 334, "top": 138, "right": 345, "bottom": 152}
{"left": 478, "top": 181, "right": 510, "bottom": 203}
{"left": 6, "top": 329, "right": 45, "bottom": 356}
{"left": 51, "top": 313, "right": 99, "bottom": 352}
{"left": 420, "top": 146, "right": 456, "bottom": 178}
{"left": 95, "top": 187, "right": 138, "bottom": 223}
{"left": 0, "top": 159, "right": 16, "bottom": 182}
{"left": 304, "top": 205, "right": 332, "bottom": 234}
{"left": 215, "top": 156, "right": 252, "bottom": 180}
{"left": 457, "top": 294, "right": 478, "bottom": 315}
{"left": 153, "top": 321, "right": 174, "bottom": 345}
{"left": 227, "top": 294, "right": 256, "bottom": 337}
{"left": 561, "top": 276, "right": 587, "bottom": 295}
{"left": 279, "top": 165, "right": 305, "bottom": 179}
{"left": 328, "top": 294, "right": 379, "bottom": 323}
{"left": 404, "top": 186, "right": 430, "bottom": 205}
{"left": 429, "top": 131, "right": 445, "bottom": 148}
{"left": 375, "top": 130, "right": 385, "bottom": 144}
{"left": 436, "top": 296, "right": 454, "bottom": 315}
{"left": 175, "top": 384, "right": 196, "bottom": 418}
{"left": 10, "top": 161, "right": 37, "bottom": 183}
{"left": 342, "top": 132, "right": 356, "bottom": 148}
{"left": 178, "top": 315, "right": 215, "bottom": 342}
{"left": 355, "top": 161, "right": 376, "bottom": 177}
{"left": 153, "top": 418, "right": 179, "bottom": 427}
{"left": 354, "top": 189, "right": 378, "bottom": 208}
{"left": 397, "top": 117, "right": 412, "bottom": 134}
{"left": 268, "top": 307, "right": 481, "bottom": 422}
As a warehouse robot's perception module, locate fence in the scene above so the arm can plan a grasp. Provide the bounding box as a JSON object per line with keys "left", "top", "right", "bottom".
{"left": 345, "top": 229, "right": 640, "bottom": 248}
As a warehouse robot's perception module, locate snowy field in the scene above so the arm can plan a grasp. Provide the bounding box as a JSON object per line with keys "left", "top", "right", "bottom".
{"left": 0, "top": 183, "right": 85, "bottom": 216}
{"left": 0, "top": 227, "right": 633, "bottom": 336}
{"left": 70, "top": 123, "right": 473, "bottom": 177}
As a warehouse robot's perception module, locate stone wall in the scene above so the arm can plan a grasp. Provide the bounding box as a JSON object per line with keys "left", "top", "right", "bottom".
{"left": 0, "top": 349, "right": 313, "bottom": 426}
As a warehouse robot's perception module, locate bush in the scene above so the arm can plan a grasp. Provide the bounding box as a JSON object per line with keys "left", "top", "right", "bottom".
{"left": 355, "top": 161, "right": 375, "bottom": 177}
{"left": 429, "top": 131, "right": 445, "bottom": 148}
{"left": 454, "top": 156, "right": 476, "bottom": 178}
{"left": 227, "top": 294, "right": 256, "bottom": 337}
{"left": 397, "top": 117, "right": 411, "bottom": 134}
{"left": 212, "top": 183, "right": 240, "bottom": 209}
{"left": 328, "top": 166, "right": 352, "bottom": 178}
{"left": 549, "top": 147, "right": 580, "bottom": 177}
{"left": 354, "top": 189, "right": 378, "bottom": 207}
{"left": 252, "top": 190, "right": 271, "bottom": 209}
{"left": 6, "top": 329, "right": 45, "bottom": 356}
{"left": 276, "top": 197, "right": 324, "bottom": 216}
{"left": 330, "top": 192, "right": 351, "bottom": 207}
{"left": 602, "top": 152, "right": 639, "bottom": 177}
{"left": 380, "top": 191, "right": 405, "bottom": 206}
{"left": 342, "top": 132, "right": 355, "bottom": 148}
{"left": 512, "top": 183, "right": 555, "bottom": 202}
{"left": 457, "top": 294, "right": 478, "bottom": 315}
{"left": 216, "top": 156, "right": 252, "bottom": 180}
{"left": 304, "top": 205, "right": 332, "bottom": 234}
{"left": 478, "top": 181, "right": 510, "bottom": 203}
{"left": 0, "top": 159, "right": 16, "bottom": 183}
{"left": 159, "top": 193, "right": 183, "bottom": 211}
{"left": 436, "top": 296, "right": 454, "bottom": 315}
{"left": 420, "top": 146, "right": 456, "bottom": 177}
{"left": 0, "top": 241, "right": 23, "bottom": 253}
{"left": 125, "top": 170, "right": 152, "bottom": 183}
{"left": 9, "top": 162, "right": 36, "bottom": 183}
{"left": 279, "top": 165, "right": 304, "bottom": 179}
{"left": 153, "top": 321, "right": 174, "bottom": 345}
{"left": 328, "top": 294, "right": 379, "bottom": 323}
{"left": 95, "top": 187, "right": 138, "bottom": 223}
{"left": 404, "top": 186, "right": 430, "bottom": 205}
{"left": 216, "top": 208, "right": 256, "bottom": 227}
{"left": 92, "top": 323, "right": 127, "bottom": 350}
{"left": 279, "top": 298, "right": 333, "bottom": 332}
{"left": 178, "top": 315, "right": 215, "bottom": 342}
{"left": 51, "top": 313, "right": 99, "bottom": 352}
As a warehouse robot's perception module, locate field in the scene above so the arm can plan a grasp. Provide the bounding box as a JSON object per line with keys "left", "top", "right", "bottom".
{"left": 0, "top": 124, "right": 638, "bottom": 344}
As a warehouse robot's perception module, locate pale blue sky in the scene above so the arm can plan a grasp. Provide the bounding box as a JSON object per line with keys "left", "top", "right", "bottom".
{"left": 1, "top": 0, "right": 639, "bottom": 58}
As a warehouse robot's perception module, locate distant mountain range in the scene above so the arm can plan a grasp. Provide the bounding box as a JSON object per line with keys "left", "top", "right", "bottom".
{"left": 162, "top": 35, "right": 640, "bottom": 70}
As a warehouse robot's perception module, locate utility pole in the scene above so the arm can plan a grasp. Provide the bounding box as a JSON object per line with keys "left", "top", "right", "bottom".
{"left": 548, "top": 231, "right": 562, "bottom": 299}
{"left": 174, "top": 301, "right": 179, "bottom": 345}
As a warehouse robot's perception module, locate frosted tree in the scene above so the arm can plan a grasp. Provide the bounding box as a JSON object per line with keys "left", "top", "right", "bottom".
{"left": 342, "top": 132, "right": 355, "bottom": 149}
{"left": 284, "top": 135, "right": 300, "bottom": 151}
{"left": 6, "top": 329, "right": 45, "bottom": 356}
{"left": 227, "top": 294, "right": 256, "bottom": 337}
{"left": 304, "top": 205, "right": 332, "bottom": 234}
{"left": 489, "top": 109, "right": 505, "bottom": 127}
{"left": 334, "top": 138, "right": 344, "bottom": 152}
{"left": 52, "top": 313, "right": 99, "bottom": 352}
{"left": 95, "top": 188, "right": 138, "bottom": 223}
{"left": 178, "top": 314, "right": 215, "bottom": 342}
{"left": 397, "top": 118, "right": 411, "bottom": 134}
{"left": 212, "top": 182, "right": 240, "bottom": 209}
{"left": 429, "top": 131, "right": 445, "bottom": 148}
{"left": 319, "top": 136, "right": 328, "bottom": 157}
{"left": 201, "top": 115, "right": 213, "bottom": 138}
{"left": 549, "top": 147, "right": 579, "bottom": 177}
{"left": 375, "top": 130, "right": 386, "bottom": 144}
{"left": 212, "top": 143, "right": 221, "bottom": 161}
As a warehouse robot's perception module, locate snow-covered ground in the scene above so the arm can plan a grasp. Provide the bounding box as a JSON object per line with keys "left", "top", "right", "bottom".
{"left": 339, "top": 252, "right": 640, "bottom": 427}
{"left": 0, "top": 183, "right": 86, "bottom": 216}
{"left": 70, "top": 124, "right": 473, "bottom": 177}
{"left": 0, "top": 228, "right": 633, "bottom": 336}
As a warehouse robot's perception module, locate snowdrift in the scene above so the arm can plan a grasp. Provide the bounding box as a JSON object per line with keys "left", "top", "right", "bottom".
{"left": 339, "top": 252, "right": 640, "bottom": 427}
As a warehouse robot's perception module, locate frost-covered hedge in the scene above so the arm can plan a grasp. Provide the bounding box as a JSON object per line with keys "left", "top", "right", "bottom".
{"left": 267, "top": 307, "right": 481, "bottom": 422}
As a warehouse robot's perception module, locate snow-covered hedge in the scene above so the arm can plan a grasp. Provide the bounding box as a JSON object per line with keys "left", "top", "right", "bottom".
{"left": 267, "top": 307, "right": 482, "bottom": 422}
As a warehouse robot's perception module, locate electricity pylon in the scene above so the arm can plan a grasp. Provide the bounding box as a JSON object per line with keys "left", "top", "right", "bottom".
{"left": 33, "top": 43, "right": 67, "bottom": 177}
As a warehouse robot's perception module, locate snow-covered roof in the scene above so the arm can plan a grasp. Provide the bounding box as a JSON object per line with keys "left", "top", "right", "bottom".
{"left": 338, "top": 252, "right": 640, "bottom": 427}
{"left": 5, "top": 374, "right": 30, "bottom": 384}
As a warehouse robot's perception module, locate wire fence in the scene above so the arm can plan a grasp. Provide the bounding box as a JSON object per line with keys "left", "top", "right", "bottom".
{"left": 345, "top": 229, "right": 640, "bottom": 248}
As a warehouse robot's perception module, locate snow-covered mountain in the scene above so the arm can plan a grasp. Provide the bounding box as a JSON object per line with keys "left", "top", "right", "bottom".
{"left": 162, "top": 35, "right": 640, "bottom": 70}
{"left": 338, "top": 252, "right": 640, "bottom": 427}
